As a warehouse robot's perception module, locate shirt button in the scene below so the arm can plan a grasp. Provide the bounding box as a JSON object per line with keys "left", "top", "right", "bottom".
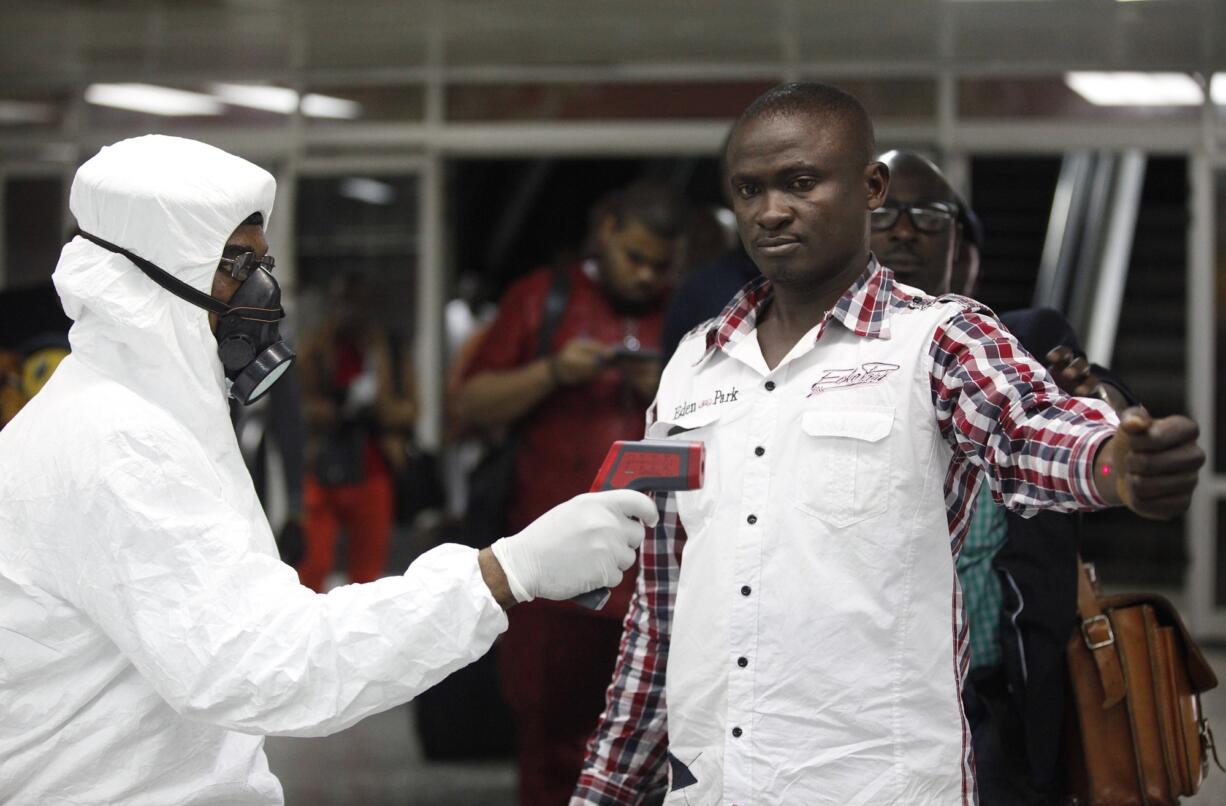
{"left": 765, "top": 381, "right": 776, "bottom": 391}
{"left": 754, "top": 446, "right": 765, "bottom": 457}
{"left": 746, "top": 514, "right": 757, "bottom": 525}
{"left": 737, "top": 656, "right": 748, "bottom": 668}
{"left": 740, "top": 585, "right": 751, "bottom": 596}
{"left": 732, "top": 726, "right": 743, "bottom": 738}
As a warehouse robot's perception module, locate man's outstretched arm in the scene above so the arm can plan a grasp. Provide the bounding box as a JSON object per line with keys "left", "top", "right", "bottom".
{"left": 572, "top": 491, "right": 685, "bottom": 805}
{"left": 930, "top": 308, "right": 1203, "bottom": 521}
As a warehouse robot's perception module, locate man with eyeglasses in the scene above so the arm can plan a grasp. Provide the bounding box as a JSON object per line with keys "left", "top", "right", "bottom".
{"left": 574, "top": 84, "right": 1204, "bottom": 805}
{"left": 869, "top": 149, "right": 966, "bottom": 296}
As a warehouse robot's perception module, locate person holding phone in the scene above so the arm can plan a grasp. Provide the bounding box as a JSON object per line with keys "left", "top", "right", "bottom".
{"left": 456, "top": 181, "right": 689, "bottom": 806}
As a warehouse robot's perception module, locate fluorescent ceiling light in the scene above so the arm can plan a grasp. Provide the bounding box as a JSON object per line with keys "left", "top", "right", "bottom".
{"left": 1211, "top": 74, "right": 1226, "bottom": 105}
{"left": 1064, "top": 72, "right": 1203, "bottom": 106}
{"left": 339, "top": 177, "right": 396, "bottom": 205}
{"left": 85, "top": 83, "right": 223, "bottom": 116}
{"left": 0, "top": 101, "right": 56, "bottom": 124}
{"left": 209, "top": 83, "right": 361, "bottom": 119}
{"left": 210, "top": 83, "right": 299, "bottom": 114}
{"left": 300, "top": 93, "right": 362, "bottom": 119}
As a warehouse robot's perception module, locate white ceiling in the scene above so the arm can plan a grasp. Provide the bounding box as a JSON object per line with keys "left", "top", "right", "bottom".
{"left": 0, "top": 0, "right": 1222, "bottom": 89}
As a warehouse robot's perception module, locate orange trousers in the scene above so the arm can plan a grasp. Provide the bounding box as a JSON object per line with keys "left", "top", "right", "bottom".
{"left": 299, "top": 472, "right": 393, "bottom": 592}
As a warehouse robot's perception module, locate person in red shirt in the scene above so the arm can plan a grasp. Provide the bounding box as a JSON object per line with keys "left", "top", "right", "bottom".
{"left": 297, "top": 273, "right": 417, "bottom": 592}
{"left": 457, "top": 182, "right": 689, "bottom": 806}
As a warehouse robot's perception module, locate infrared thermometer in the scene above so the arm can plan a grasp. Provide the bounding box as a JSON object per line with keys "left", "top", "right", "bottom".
{"left": 572, "top": 439, "right": 705, "bottom": 610}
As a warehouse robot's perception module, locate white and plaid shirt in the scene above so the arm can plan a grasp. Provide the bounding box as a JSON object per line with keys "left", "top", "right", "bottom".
{"left": 574, "top": 259, "right": 1117, "bottom": 805}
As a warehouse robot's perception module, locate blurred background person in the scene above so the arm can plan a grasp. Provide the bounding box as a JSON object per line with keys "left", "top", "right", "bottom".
{"left": 297, "top": 271, "right": 418, "bottom": 591}
{"left": 232, "top": 362, "right": 308, "bottom": 567}
{"left": 455, "top": 181, "right": 687, "bottom": 806}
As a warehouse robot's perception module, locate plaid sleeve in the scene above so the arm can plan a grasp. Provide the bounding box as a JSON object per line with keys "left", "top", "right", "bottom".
{"left": 571, "top": 491, "right": 683, "bottom": 805}
{"left": 929, "top": 308, "right": 1118, "bottom": 518}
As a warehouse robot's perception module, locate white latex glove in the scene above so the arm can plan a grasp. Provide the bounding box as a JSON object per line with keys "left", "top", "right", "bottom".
{"left": 489, "top": 490, "right": 657, "bottom": 603}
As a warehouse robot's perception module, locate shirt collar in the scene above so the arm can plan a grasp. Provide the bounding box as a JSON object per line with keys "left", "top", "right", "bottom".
{"left": 699, "top": 255, "right": 896, "bottom": 364}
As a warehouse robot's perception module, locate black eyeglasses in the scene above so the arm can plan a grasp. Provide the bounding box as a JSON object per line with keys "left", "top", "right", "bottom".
{"left": 218, "top": 251, "right": 276, "bottom": 282}
{"left": 870, "top": 201, "right": 959, "bottom": 234}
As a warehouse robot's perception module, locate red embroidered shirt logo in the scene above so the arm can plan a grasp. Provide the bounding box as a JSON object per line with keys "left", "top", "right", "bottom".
{"left": 807, "top": 362, "right": 900, "bottom": 396}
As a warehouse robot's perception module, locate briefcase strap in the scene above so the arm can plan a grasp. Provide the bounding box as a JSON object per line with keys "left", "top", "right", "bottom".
{"left": 1075, "top": 556, "right": 1127, "bottom": 708}
{"left": 1204, "top": 718, "right": 1226, "bottom": 773}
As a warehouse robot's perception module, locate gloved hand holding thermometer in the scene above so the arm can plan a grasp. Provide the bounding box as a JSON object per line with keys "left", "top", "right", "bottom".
{"left": 487, "top": 440, "right": 704, "bottom": 609}
{"left": 489, "top": 490, "right": 657, "bottom": 605}
{"left": 573, "top": 439, "right": 705, "bottom": 609}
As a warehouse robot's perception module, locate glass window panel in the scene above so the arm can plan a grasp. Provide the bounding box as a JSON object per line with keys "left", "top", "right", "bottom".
{"left": 952, "top": 1, "right": 1210, "bottom": 71}
{"left": 797, "top": 1, "right": 942, "bottom": 65}
{"left": 444, "top": 1, "right": 779, "bottom": 66}
{"left": 449, "top": 156, "right": 728, "bottom": 302}
{"left": 967, "top": 156, "right": 1062, "bottom": 313}
{"left": 4, "top": 177, "right": 65, "bottom": 290}
{"left": 303, "top": 8, "right": 429, "bottom": 69}
{"left": 1110, "top": 157, "right": 1188, "bottom": 418}
{"left": 293, "top": 174, "right": 420, "bottom": 338}
{"left": 799, "top": 78, "right": 936, "bottom": 120}
{"left": 0, "top": 90, "right": 69, "bottom": 137}
{"left": 447, "top": 81, "right": 774, "bottom": 122}
{"left": 960, "top": 77, "right": 1200, "bottom": 123}
{"left": 304, "top": 85, "right": 425, "bottom": 126}
{"left": 447, "top": 78, "right": 932, "bottom": 123}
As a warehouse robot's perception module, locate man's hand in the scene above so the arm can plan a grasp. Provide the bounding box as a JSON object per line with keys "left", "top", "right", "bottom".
{"left": 488, "top": 490, "right": 657, "bottom": 604}
{"left": 1046, "top": 346, "right": 1129, "bottom": 411}
{"left": 552, "top": 339, "right": 612, "bottom": 386}
{"left": 1093, "top": 406, "right": 1205, "bottom": 520}
{"left": 1045, "top": 346, "right": 1100, "bottom": 398}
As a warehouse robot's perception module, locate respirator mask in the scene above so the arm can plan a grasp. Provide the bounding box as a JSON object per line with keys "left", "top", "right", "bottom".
{"left": 79, "top": 230, "right": 295, "bottom": 405}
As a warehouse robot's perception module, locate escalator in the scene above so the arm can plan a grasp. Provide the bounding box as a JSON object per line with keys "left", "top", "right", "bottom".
{"left": 971, "top": 155, "right": 1190, "bottom": 586}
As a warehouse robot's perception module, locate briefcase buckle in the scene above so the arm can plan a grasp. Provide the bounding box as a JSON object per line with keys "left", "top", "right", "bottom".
{"left": 1082, "top": 614, "right": 1115, "bottom": 650}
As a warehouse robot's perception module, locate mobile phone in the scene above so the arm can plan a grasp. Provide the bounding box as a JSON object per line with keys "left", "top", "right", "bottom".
{"left": 610, "top": 347, "right": 660, "bottom": 363}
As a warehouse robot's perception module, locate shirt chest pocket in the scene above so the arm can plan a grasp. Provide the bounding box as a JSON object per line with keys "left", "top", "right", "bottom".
{"left": 793, "top": 405, "right": 895, "bottom": 529}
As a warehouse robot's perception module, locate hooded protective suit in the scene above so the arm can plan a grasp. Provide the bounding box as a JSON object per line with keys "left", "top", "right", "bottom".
{"left": 0, "top": 136, "right": 508, "bottom": 804}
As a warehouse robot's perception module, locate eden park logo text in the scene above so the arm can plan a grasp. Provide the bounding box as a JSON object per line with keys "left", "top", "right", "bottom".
{"left": 673, "top": 386, "right": 739, "bottom": 419}
{"left": 807, "top": 362, "right": 900, "bottom": 396}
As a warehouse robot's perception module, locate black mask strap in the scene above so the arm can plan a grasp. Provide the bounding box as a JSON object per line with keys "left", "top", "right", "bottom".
{"left": 80, "top": 229, "right": 233, "bottom": 318}
{"left": 78, "top": 230, "right": 283, "bottom": 324}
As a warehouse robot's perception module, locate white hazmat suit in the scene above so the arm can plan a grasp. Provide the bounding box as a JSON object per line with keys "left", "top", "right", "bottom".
{"left": 0, "top": 135, "right": 651, "bottom": 804}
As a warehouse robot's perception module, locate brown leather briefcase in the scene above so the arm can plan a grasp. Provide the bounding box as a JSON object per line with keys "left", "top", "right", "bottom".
{"left": 1065, "top": 559, "right": 1220, "bottom": 805}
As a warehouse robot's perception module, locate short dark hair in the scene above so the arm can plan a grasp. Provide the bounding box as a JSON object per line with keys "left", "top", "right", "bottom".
{"left": 242, "top": 212, "right": 264, "bottom": 226}
{"left": 729, "top": 81, "right": 876, "bottom": 166}
{"left": 598, "top": 181, "right": 689, "bottom": 240}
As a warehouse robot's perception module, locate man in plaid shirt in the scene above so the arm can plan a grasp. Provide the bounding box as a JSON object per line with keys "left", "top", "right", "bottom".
{"left": 572, "top": 83, "right": 1204, "bottom": 806}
